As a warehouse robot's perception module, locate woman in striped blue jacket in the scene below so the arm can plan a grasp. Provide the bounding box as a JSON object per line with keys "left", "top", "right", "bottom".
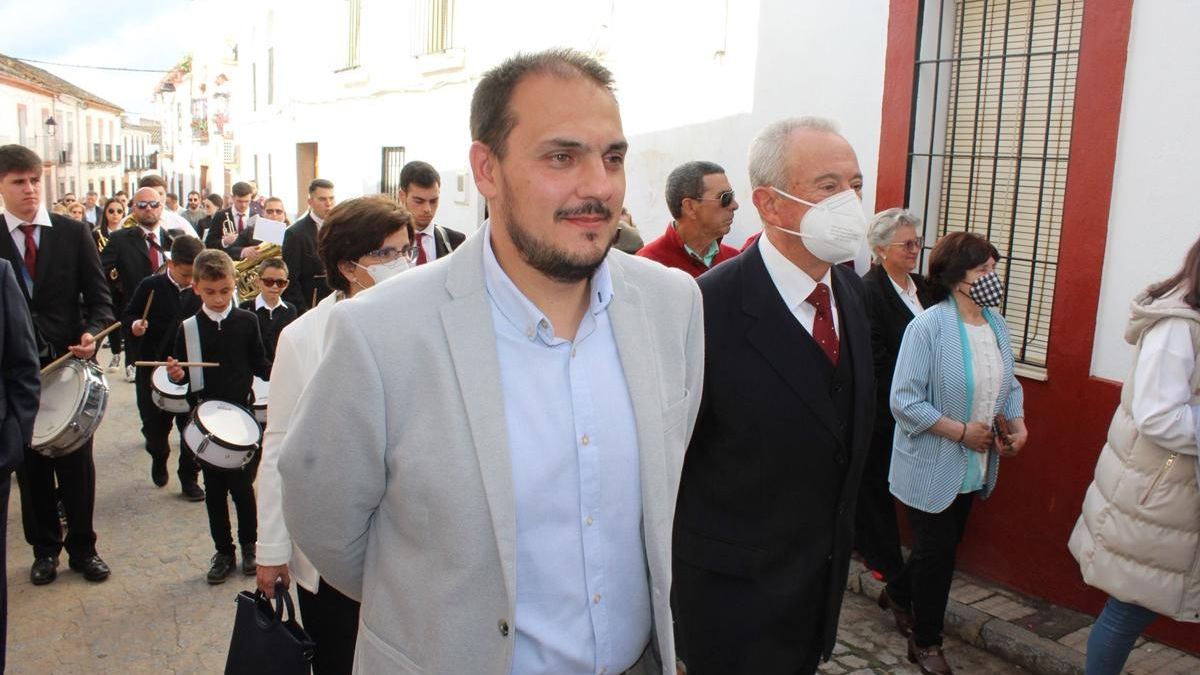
{"left": 882, "top": 231, "right": 1029, "bottom": 675}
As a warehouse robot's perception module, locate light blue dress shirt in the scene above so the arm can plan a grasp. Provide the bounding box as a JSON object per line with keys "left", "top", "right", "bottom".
{"left": 482, "top": 229, "right": 650, "bottom": 675}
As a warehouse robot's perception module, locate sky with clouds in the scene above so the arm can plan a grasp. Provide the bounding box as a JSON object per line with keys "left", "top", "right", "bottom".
{"left": 0, "top": 0, "right": 194, "bottom": 118}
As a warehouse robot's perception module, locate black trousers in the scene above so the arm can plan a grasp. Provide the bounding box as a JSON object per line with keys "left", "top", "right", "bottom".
{"left": 1, "top": 473, "right": 11, "bottom": 673}
{"left": 854, "top": 428, "right": 905, "bottom": 581}
{"left": 15, "top": 440, "right": 98, "bottom": 560}
{"left": 297, "top": 578, "right": 362, "bottom": 675}
{"left": 197, "top": 452, "right": 260, "bottom": 556}
{"left": 134, "top": 367, "right": 199, "bottom": 482}
{"left": 887, "top": 492, "right": 975, "bottom": 648}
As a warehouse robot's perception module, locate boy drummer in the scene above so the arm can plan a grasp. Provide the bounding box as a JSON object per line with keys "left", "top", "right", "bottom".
{"left": 125, "top": 236, "right": 205, "bottom": 499}
{"left": 165, "top": 250, "right": 271, "bottom": 584}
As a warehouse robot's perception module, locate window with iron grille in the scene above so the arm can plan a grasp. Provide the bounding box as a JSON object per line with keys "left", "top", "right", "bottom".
{"left": 380, "top": 147, "right": 406, "bottom": 197}
{"left": 906, "top": 0, "right": 1083, "bottom": 373}
{"left": 412, "top": 0, "right": 453, "bottom": 56}
{"left": 344, "top": 0, "right": 362, "bottom": 69}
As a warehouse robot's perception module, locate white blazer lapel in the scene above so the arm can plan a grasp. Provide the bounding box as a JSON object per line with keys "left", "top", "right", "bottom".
{"left": 439, "top": 231, "right": 518, "bottom": 607}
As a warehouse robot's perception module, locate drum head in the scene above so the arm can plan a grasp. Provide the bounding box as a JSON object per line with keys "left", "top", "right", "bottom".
{"left": 195, "top": 401, "right": 260, "bottom": 447}
{"left": 252, "top": 377, "right": 269, "bottom": 405}
{"left": 33, "top": 362, "right": 85, "bottom": 443}
{"left": 152, "top": 366, "right": 187, "bottom": 395}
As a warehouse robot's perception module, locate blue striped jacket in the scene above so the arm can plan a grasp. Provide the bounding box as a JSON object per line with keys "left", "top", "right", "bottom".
{"left": 887, "top": 299, "right": 1024, "bottom": 513}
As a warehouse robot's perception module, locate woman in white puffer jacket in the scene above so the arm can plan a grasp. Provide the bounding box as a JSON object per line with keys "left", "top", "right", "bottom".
{"left": 1069, "top": 235, "right": 1200, "bottom": 675}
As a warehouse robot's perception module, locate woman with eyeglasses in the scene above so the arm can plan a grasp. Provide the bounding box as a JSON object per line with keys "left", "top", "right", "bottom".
{"left": 196, "top": 193, "right": 223, "bottom": 243}
{"left": 886, "top": 231, "right": 1028, "bottom": 675}
{"left": 860, "top": 208, "right": 932, "bottom": 629}
{"left": 255, "top": 195, "right": 416, "bottom": 674}
{"left": 95, "top": 198, "right": 128, "bottom": 370}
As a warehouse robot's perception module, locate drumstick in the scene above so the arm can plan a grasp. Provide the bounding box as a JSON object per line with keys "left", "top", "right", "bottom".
{"left": 134, "top": 361, "right": 221, "bottom": 368}
{"left": 40, "top": 321, "right": 123, "bottom": 375}
{"left": 141, "top": 290, "right": 155, "bottom": 322}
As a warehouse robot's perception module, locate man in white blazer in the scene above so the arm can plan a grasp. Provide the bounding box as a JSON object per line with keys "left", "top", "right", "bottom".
{"left": 278, "top": 48, "right": 703, "bottom": 675}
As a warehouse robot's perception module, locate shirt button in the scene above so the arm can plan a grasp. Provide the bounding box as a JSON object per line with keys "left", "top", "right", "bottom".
{"left": 497, "top": 619, "right": 509, "bottom": 637}
{"left": 571, "top": 348, "right": 576, "bottom": 358}
{"left": 586, "top": 516, "right": 594, "bottom": 526}
{"left": 593, "top": 593, "right": 602, "bottom": 604}
{"left": 526, "top": 327, "right": 535, "bottom": 339}
{"left": 581, "top": 435, "right": 590, "bottom": 446}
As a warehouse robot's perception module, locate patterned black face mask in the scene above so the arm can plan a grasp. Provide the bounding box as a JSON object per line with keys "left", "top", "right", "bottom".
{"left": 967, "top": 271, "right": 1004, "bottom": 307}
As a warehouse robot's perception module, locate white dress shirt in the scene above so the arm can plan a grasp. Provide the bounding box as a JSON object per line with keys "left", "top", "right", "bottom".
{"left": 201, "top": 302, "right": 233, "bottom": 326}
{"left": 757, "top": 232, "right": 840, "bottom": 337}
{"left": 415, "top": 226, "right": 438, "bottom": 262}
{"left": 889, "top": 274, "right": 925, "bottom": 316}
{"left": 4, "top": 206, "right": 53, "bottom": 258}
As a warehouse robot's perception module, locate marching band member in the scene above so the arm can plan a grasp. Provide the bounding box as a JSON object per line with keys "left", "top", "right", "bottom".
{"left": 0, "top": 144, "right": 114, "bottom": 586}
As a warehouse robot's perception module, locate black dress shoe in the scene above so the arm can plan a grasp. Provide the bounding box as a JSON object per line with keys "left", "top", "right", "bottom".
{"left": 908, "top": 635, "right": 954, "bottom": 675}
{"left": 68, "top": 555, "right": 111, "bottom": 582}
{"left": 30, "top": 556, "right": 58, "bottom": 585}
{"left": 207, "top": 553, "right": 236, "bottom": 584}
{"left": 180, "top": 481, "right": 205, "bottom": 502}
{"left": 879, "top": 587, "right": 915, "bottom": 637}
{"left": 151, "top": 455, "right": 168, "bottom": 487}
{"left": 240, "top": 544, "right": 257, "bottom": 576}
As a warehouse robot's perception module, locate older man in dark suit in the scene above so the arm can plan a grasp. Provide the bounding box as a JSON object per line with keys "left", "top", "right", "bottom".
{"left": 281, "top": 179, "right": 335, "bottom": 313}
{"left": 672, "top": 118, "right": 875, "bottom": 674}
{"left": 0, "top": 256, "right": 40, "bottom": 671}
{"left": 0, "top": 144, "right": 115, "bottom": 586}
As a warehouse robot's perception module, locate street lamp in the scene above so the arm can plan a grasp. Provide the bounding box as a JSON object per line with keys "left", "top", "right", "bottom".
{"left": 45, "top": 116, "right": 57, "bottom": 137}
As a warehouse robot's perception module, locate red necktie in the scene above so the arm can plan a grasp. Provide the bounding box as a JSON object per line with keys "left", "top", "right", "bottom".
{"left": 806, "top": 283, "right": 840, "bottom": 366}
{"left": 237, "top": 212, "right": 244, "bottom": 233}
{"left": 416, "top": 232, "right": 428, "bottom": 265}
{"left": 146, "top": 232, "right": 161, "bottom": 270}
{"left": 18, "top": 224, "right": 37, "bottom": 280}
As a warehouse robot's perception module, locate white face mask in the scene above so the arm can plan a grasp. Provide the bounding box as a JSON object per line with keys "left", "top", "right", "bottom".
{"left": 770, "top": 188, "right": 868, "bottom": 264}
{"left": 354, "top": 257, "right": 412, "bottom": 286}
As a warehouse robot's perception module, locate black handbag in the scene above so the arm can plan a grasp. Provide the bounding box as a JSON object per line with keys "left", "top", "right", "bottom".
{"left": 224, "top": 582, "right": 316, "bottom": 675}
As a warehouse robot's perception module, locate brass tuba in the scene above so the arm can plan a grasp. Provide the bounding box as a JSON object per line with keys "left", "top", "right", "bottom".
{"left": 235, "top": 243, "right": 283, "bottom": 301}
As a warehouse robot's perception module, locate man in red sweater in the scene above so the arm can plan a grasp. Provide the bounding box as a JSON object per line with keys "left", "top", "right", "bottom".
{"left": 637, "top": 160, "right": 740, "bottom": 277}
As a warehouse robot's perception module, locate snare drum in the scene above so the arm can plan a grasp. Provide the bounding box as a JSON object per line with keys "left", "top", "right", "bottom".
{"left": 32, "top": 360, "right": 110, "bottom": 457}
{"left": 183, "top": 400, "right": 262, "bottom": 470}
{"left": 251, "top": 377, "right": 269, "bottom": 424}
{"left": 151, "top": 366, "right": 190, "bottom": 414}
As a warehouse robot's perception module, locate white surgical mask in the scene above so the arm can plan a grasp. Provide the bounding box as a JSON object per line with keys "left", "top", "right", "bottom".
{"left": 355, "top": 257, "right": 412, "bottom": 285}
{"left": 770, "top": 188, "right": 868, "bottom": 264}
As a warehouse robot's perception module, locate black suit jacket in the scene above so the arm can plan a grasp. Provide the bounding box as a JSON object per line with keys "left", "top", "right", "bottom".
{"left": 281, "top": 214, "right": 330, "bottom": 313}
{"left": 100, "top": 225, "right": 172, "bottom": 298}
{"left": 862, "top": 266, "right": 932, "bottom": 450}
{"left": 123, "top": 273, "right": 200, "bottom": 362}
{"left": 0, "top": 259, "right": 40, "bottom": 473}
{"left": 203, "top": 208, "right": 253, "bottom": 256}
{"left": 430, "top": 224, "right": 466, "bottom": 258}
{"left": 672, "top": 242, "right": 874, "bottom": 673}
{"left": 0, "top": 214, "right": 114, "bottom": 359}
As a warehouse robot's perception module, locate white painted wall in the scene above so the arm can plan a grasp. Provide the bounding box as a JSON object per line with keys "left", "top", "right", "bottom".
{"left": 224, "top": 0, "right": 890, "bottom": 234}
{"left": 1091, "top": 0, "right": 1200, "bottom": 381}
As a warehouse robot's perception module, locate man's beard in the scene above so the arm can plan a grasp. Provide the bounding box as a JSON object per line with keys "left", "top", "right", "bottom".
{"left": 502, "top": 193, "right": 613, "bottom": 284}
{"left": 138, "top": 214, "right": 160, "bottom": 227}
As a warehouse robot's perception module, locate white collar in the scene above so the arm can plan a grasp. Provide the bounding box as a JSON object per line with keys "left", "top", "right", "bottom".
{"left": 758, "top": 232, "right": 833, "bottom": 312}
{"left": 139, "top": 225, "right": 161, "bottom": 238}
{"left": 255, "top": 294, "right": 284, "bottom": 313}
{"left": 202, "top": 303, "right": 233, "bottom": 323}
{"left": 4, "top": 206, "right": 53, "bottom": 232}
{"left": 166, "top": 268, "right": 189, "bottom": 291}
{"left": 311, "top": 212, "right": 325, "bottom": 227}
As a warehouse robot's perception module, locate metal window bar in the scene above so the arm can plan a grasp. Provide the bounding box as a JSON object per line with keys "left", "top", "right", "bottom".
{"left": 347, "top": 0, "right": 362, "bottom": 69}
{"left": 413, "top": 0, "right": 453, "bottom": 55}
{"left": 380, "top": 147, "right": 406, "bottom": 198}
{"left": 905, "top": 0, "right": 1084, "bottom": 369}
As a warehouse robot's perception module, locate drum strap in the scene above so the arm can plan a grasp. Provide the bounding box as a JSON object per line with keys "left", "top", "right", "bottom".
{"left": 182, "top": 316, "right": 205, "bottom": 393}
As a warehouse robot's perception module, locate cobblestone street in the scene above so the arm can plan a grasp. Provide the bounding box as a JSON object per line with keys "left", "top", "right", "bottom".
{"left": 4, "top": 348, "right": 1024, "bottom": 673}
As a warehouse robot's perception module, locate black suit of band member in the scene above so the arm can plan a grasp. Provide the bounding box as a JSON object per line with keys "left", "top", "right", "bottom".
{"left": 281, "top": 214, "right": 329, "bottom": 314}
{"left": 204, "top": 208, "right": 252, "bottom": 257}
{"left": 124, "top": 273, "right": 203, "bottom": 482}
{"left": 671, "top": 242, "right": 874, "bottom": 674}
{"left": 100, "top": 226, "right": 173, "bottom": 358}
{"left": 0, "top": 258, "right": 40, "bottom": 671}
{"left": 0, "top": 214, "right": 114, "bottom": 564}
{"left": 857, "top": 266, "right": 933, "bottom": 582}
{"left": 425, "top": 224, "right": 467, "bottom": 259}
{"left": 238, "top": 299, "right": 297, "bottom": 362}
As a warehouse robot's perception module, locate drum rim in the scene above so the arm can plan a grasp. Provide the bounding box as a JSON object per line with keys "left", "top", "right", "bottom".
{"left": 151, "top": 366, "right": 188, "bottom": 398}
{"left": 189, "top": 400, "right": 261, "bottom": 451}
{"left": 32, "top": 359, "right": 105, "bottom": 444}
{"left": 31, "top": 360, "right": 108, "bottom": 455}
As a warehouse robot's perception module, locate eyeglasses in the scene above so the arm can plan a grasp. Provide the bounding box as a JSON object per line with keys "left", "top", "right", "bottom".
{"left": 888, "top": 239, "right": 924, "bottom": 253}
{"left": 696, "top": 190, "right": 736, "bottom": 208}
{"left": 362, "top": 245, "right": 418, "bottom": 263}
{"left": 259, "top": 278, "right": 289, "bottom": 288}
{"left": 106, "top": 208, "right": 124, "bottom": 215}
{"left": 133, "top": 200, "right": 161, "bottom": 210}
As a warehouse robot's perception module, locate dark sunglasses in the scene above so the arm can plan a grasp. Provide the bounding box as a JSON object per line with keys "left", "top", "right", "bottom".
{"left": 696, "top": 190, "right": 735, "bottom": 208}
{"left": 106, "top": 208, "right": 124, "bottom": 215}
{"left": 134, "top": 200, "right": 161, "bottom": 209}
{"left": 259, "top": 278, "right": 289, "bottom": 288}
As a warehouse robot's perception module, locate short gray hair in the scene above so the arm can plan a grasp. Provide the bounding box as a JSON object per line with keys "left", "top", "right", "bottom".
{"left": 747, "top": 116, "right": 840, "bottom": 189}
{"left": 665, "top": 161, "right": 725, "bottom": 220}
{"left": 867, "top": 207, "right": 922, "bottom": 260}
